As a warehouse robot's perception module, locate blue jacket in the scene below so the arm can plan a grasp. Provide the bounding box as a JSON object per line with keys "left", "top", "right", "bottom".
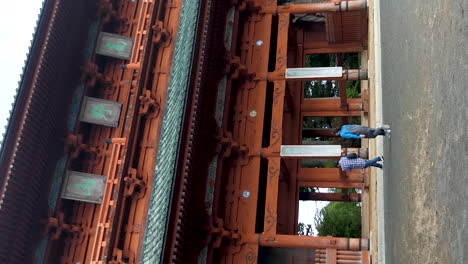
{"left": 339, "top": 125, "right": 362, "bottom": 139}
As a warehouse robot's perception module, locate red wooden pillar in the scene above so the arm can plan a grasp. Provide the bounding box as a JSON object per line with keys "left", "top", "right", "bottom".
{"left": 299, "top": 181, "right": 363, "bottom": 189}
{"left": 263, "top": 0, "right": 367, "bottom": 14}
{"left": 298, "top": 168, "right": 363, "bottom": 183}
{"left": 301, "top": 98, "right": 363, "bottom": 112}
{"left": 243, "top": 234, "right": 369, "bottom": 251}
{"left": 263, "top": 12, "right": 290, "bottom": 235}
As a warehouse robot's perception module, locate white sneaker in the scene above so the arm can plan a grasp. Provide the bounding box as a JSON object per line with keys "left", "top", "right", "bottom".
{"left": 386, "top": 129, "right": 391, "bottom": 138}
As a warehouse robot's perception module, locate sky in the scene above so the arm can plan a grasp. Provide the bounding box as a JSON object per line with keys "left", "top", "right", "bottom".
{"left": 298, "top": 190, "right": 329, "bottom": 235}
{"left": 0, "top": 0, "right": 43, "bottom": 144}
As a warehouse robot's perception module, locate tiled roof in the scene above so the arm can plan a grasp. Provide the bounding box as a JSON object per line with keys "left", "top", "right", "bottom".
{"left": 140, "top": 0, "right": 202, "bottom": 263}
{"left": 0, "top": 1, "right": 102, "bottom": 262}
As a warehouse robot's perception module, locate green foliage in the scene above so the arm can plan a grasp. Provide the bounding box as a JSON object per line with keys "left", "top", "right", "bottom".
{"left": 304, "top": 52, "right": 361, "bottom": 99}
{"left": 305, "top": 80, "right": 338, "bottom": 98}
{"left": 298, "top": 222, "right": 314, "bottom": 236}
{"left": 305, "top": 54, "right": 338, "bottom": 98}
{"left": 300, "top": 187, "right": 318, "bottom": 193}
{"left": 314, "top": 201, "right": 362, "bottom": 238}
{"left": 346, "top": 80, "right": 360, "bottom": 98}
{"left": 302, "top": 116, "right": 362, "bottom": 148}
{"left": 301, "top": 159, "right": 337, "bottom": 168}
{"left": 303, "top": 116, "right": 333, "bottom": 129}
{"left": 329, "top": 188, "right": 358, "bottom": 194}
{"left": 306, "top": 53, "right": 336, "bottom": 67}
{"left": 343, "top": 53, "right": 360, "bottom": 68}
{"left": 324, "top": 159, "right": 336, "bottom": 168}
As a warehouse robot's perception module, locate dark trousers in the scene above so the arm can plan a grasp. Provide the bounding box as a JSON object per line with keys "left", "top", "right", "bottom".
{"left": 364, "top": 128, "right": 386, "bottom": 138}
{"left": 364, "top": 157, "right": 383, "bottom": 168}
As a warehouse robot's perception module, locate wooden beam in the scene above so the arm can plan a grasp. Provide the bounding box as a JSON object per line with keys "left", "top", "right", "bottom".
{"left": 243, "top": 234, "right": 369, "bottom": 251}
{"left": 299, "top": 181, "right": 363, "bottom": 189}
{"left": 301, "top": 98, "right": 362, "bottom": 112}
{"left": 284, "top": 84, "right": 295, "bottom": 114}
{"left": 326, "top": 248, "right": 337, "bottom": 264}
{"left": 302, "top": 110, "right": 361, "bottom": 117}
{"left": 264, "top": 12, "right": 290, "bottom": 235}
{"left": 299, "top": 192, "right": 361, "bottom": 202}
{"left": 336, "top": 54, "right": 347, "bottom": 108}
{"left": 338, "top": 80, "right": 348, "bottom": 108}
{"left": 298, "top": 168, "right": 362, "bottom": 182}
{"left": 304, "top": 43, "right": 364, "bottom": 53}
{"left": 263, "top": 0, "right": 367, "bottom": 14}
{"left": 302, "top": 128, "right": 336, "bottom": 138}
{"left": 305, "top": 46, "right": 364, "bottom": 55}
{"left": 230, "top": 11, "right": 274, "bottom": 264}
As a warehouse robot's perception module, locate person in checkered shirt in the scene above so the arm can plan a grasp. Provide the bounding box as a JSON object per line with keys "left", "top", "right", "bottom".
{"left": 338, "top": 155, "right": 384, "bottom": 171}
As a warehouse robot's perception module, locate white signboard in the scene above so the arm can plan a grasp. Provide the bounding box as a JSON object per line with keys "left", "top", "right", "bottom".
{"left": 286, "top": 67, "right": 342, "bottom": 79}
{"left": 280, "top": 145, "right": 341, "bottom": 157}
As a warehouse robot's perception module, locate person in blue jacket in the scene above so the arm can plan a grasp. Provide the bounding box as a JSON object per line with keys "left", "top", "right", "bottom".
{"left": 332, "top": 125, "right": 390, "bottom": 139}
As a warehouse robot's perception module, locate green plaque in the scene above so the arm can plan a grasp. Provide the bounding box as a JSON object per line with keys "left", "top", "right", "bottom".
{"left": 61, "top": 171, "right": 107, "bottom": 203}
{"left": 96, "top": 32, "right": 134, "bottom": 60}
{"left": 79, "top": 96, "right": 122, "bottom": 127}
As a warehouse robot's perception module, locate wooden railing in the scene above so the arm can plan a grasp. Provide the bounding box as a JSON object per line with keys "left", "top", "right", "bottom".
{"left": 89, "top": 138, "right": 125, "bottom": 264}
{"left": 314, "top": 248, "right": 370, "bottom": 264}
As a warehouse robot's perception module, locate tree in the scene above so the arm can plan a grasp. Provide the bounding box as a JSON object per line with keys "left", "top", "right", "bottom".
{"left": 298, "top": 222, "right": 314, "bottom": 236}
{"left": 305, "top": 80, "right": 338, "bottom": 98}
{"left": 314, "top": 201, "right": 361, "bottom": 238}
{"left": 299, "top": 187, "right": 318, "bottom": 192}
{"left": 303, "top": 52, "right": 362, "bottom": 99}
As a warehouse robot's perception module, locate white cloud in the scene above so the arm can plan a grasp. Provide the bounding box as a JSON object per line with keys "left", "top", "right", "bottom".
{"left": 0, "top": 0, "right": 43, "bottom": 143}
{"left": 298, "top": 188, "right": 330, "bottom": 234}
{"left": 298, "top": 200, "right": 328, "bottom": 235}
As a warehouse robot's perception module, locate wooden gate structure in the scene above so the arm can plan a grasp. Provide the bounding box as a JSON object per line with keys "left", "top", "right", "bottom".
{"left": 0, "top": 0, "right": 371, "bottom": 263}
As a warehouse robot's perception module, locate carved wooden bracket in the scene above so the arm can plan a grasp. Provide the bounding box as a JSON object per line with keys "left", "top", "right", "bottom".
{"left": 81, "top": 62, "right": 113, "bottom": 89}
{"left": 216, "top": 130, "right": 249, "bottom": 158}
{"left": 110, "top": 249, "right": 135, "bottom": 264}
{"left": 152, "top": 21, "right": 171, "bottom": 45}
{"left": 64, "top": 133, "right": 100, "bottom": 160}
{"left": 224, "top": 54, "right": 255, "bottom": 80}
{"left": 43, "top": 212, "right": 82, "bottom": 240}
{"left": 123, "top": 168, "right": 146, "bottom": 199}
{"left": 138, "top": 89, "right": 160, "bottom": 117}
{"left": 206, "top": 217, "right": 241, "bottom": 248}
{"left": 99, "top": 0, "right": 127, "bottom": 26}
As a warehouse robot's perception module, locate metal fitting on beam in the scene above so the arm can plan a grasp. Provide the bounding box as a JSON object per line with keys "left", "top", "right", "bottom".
{"left": 343, "top": 69, "right": 368, "bottom": 80}
{"left": 120, "top": 62, "right": 141, "bottom": 70}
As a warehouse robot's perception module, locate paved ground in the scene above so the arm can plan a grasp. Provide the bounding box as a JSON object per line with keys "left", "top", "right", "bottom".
{"left": 380, "top": 0, "right": 467, "bottom": 263}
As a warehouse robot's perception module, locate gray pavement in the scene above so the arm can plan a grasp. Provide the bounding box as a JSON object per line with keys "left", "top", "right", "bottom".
{"left": 380, "top": 0, "right": 467, "bottom": 263}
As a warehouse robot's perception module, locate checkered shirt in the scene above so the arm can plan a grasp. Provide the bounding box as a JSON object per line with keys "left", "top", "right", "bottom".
{"left": 339, "top": 157, "right": 366, "bottom": 171}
